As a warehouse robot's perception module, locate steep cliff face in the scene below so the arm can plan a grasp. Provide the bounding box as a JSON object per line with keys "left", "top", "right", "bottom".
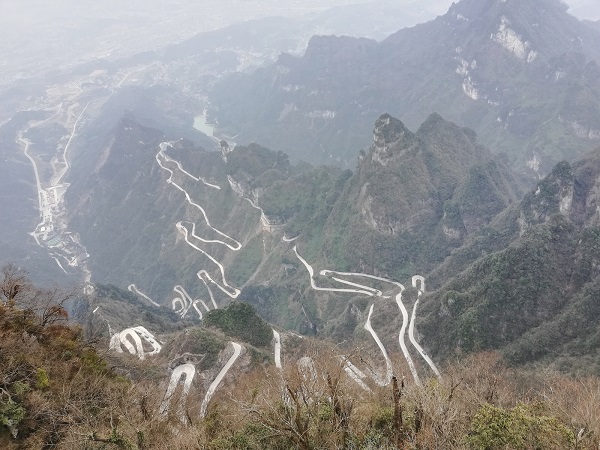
{"left": 354, "top": 113, "right": 521, "bottom": 238}
{"left": 209, "top": 0, "right": 600, "bottom": 172}
{"left": 358, "top": 114, "right": 432, "bottom": 235}
{"left": 315, "top": 113, "right": 524, "bottom": 279}
{"left": 420, "top": 147, "right": 600, "bottom": 373}
{"left": 516, "top": 149, "right": 600, "bottom": 232}
{"left": 570, "top": 151, "right": 600, "bottom": 227}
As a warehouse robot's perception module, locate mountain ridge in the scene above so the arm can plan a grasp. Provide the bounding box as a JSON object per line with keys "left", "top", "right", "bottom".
{"left": 209, "top": 0, "right": 600, "bottom": 174}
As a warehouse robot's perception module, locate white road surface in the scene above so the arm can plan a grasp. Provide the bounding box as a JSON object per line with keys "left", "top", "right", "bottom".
{"left": 159, "top": 363, "right": 196, "bottom": 424}
{"left": 110, "top": 326, "right": 162, "bottom": 360}
{"left": 293, "top": 246, "right": 437, "bottom": 386}
{"left": 342, "top": 358, "right": 372, "bottom": 392}
{"left": 128, "top": 284, "right": 161, "bottom": 307}
{"left": 293, "top": 246, "right": 374, "bottom": 296}
{"left": 156, "top": 144, "right": 241, "bottom": 250}
{"left": 172, "top": 284, "right": 211, "bottom": 319}
{"left": 176, "top": 223, "right": 241, "bottom": 299}
{"left": 395, "top": 286, "right": 421, "bottom": 386}
{"left": 17, "top": 101, "right": 93, "bottom": 288}
{"left": 363, "top": 304, "right": 394, "bottom": 386}
{"left": 54, "top": 102, "right": 90, "bottom": 185}
{"left": 156, "top": 141, "right": 243, "bottom": 319}
{"left": 132, "top": 326, "right": 162, "bottom": 356}
{"left": 17, "top": 136, "right": 43, "bottom": 213}
{"left": 162, "top": 145, "right": 221, "bottom": 190}
{"left": 52, "top": 256, "right": 69, "bottom": 274}
{"left": 119, "top": 328, "right": 146, "bottom": 360}
{"left": 409, "top": 276, "right": 441, "bottom": 378}
{"left": 200, "top": 342, "right": 242, "bottom": 418}
{"left": 273, "top": 329, "right": 282, "bottom": 369}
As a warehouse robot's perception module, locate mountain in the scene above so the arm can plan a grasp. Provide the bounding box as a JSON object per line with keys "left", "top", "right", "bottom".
{"left": 316, "top": 112, "right": 525, "bottom": 278}
{"left": 420, "top": 146, "right": 600, "bottom": 373}
{"left": 65, "top": 106, "right": 600, "bottom": 377}
{"left": 0, "top": 0, "right": 463, "bottom": 284}
{"left": 208, "top": 0, "right": 600, "bottom": 174}
{"left": 5, "top": 2, "right": 600, "bottom": 447}
{"left": 63, "top": 111, "right": 523, "bottom": 353}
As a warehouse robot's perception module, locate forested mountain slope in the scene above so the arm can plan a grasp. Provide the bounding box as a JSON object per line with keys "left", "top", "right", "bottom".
{"left": 420, "top": 148, "right": 600, "bottom": 373}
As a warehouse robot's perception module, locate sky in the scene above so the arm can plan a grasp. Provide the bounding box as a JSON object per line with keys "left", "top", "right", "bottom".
{"left": 566, "top": 0, "right": 600, "bottom": 20}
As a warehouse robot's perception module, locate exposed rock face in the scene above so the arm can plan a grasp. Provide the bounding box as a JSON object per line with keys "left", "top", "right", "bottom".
{"left": 371, "top": 113, "right": 418, "bottom": 165}
{"left": 355, "top": 113, "right": 521, "bottom": 240}
{"left": 210, "top": 0, "right": 600, "bottom": 171}
{"left": 570, "top": 150, "right": 600, "bottom": 227}
{"left": 520, "top": 161, "right": 575, "bottom": 226}
{"left": 419, "top": 148, "right": 600, "bottom": 370}
{"left": 516, "top": 151, "right": 600, "bottom": 230}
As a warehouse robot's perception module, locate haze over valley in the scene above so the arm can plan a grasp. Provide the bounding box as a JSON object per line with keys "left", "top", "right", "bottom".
{"left": 2, "top": 1, "right": 600, "bottom": 448}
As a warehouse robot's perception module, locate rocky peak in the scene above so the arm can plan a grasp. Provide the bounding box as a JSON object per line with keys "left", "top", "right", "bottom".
{"left": 453, "top": 0, "right": 597, "bottom": 61}
{"left": 570, "top": 149, "right": 600, "bottom": 227}
{"left": 519, "top": 161, "right": 574, "bottom": 234}
{"left": 416, "top": 112, "right": 476, "bottom": 143}
{"left": 355, "top": 113, "right": 521, "bottom": 247}
{"left": 517, "top": 150, "right": 600, "bottom": 234}
{"left": 370, "top": 113, "right": 417, "bottom": 164}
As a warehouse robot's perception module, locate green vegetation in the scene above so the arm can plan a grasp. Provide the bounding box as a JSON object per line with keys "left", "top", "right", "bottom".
{"left": 202, "top": 352, "right": 600, "bottom": 450}
{"left": 227, "top": 143, "right": 290, "bottom": 181}
{"left": 228, "top": 234, "right": 264, "bottom": 286}
{"left": 468, "top": 403, "right": 574, "bottom": 449}
{"left": 204, "top": 302, "right": 272, "bottom": 348}
{"left": 419, "top": 147, "right": 600, "bottom": 374}
{"left": 2, "top": 267, "right": 600, "bottom": 449}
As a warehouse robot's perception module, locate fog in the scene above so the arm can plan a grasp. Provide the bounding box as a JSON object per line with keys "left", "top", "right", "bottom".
{"left": 567, "top": 0, "right": 600, "bottom": 20}
{"left": 0, "top": 0, "right": 598, "bottom": 85}
{"left": 0, "top": 1, "right": 449, "bottom": 83}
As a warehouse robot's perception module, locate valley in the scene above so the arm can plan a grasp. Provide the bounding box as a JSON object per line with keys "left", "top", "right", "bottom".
{"left": 2, "top": 0, "right": 600, "bottom": 448}
{"left": 16, "top": 101, "right": 93, "bottom": 290}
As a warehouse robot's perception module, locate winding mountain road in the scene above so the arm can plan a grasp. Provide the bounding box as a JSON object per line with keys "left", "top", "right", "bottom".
{"left": 54, "top": 102, "right": 90, "bottom": 185}
{"left": 176, "top": 222, "right": 241, "bottom": 299}
{"left": 156, "top": 144, "right": 241, "bottom": 250}
{"left": 17, "top": 136, "right": 43, "bottom": 213}
{"left": 200, "top": 342, "right": 243, "bottom": 418}
{"left": 395, "top": 285, "right": 421, "bottom": 386}
{"left": 409, "top": 276, "right": 441, "bottom": 378}
{"left": 161, "top": 146, "right": 221, "bottom": 190}
{"left": 158, "top": 342, "right": 243, "bottom": 422}
{"left": 293, "top": 246, "right": 436, "bottom": 385}
{"left": 109, "top": 326, "right": 162, "bottom": 360}
{"left": 159, "top": 363, "right": 196, "bottom": 424}
{"left": 17, "top": 101, "right": 93, "bottom": 288}
{"left": 293, "top": 246, "right": 375, "bottom": 296}
{"left": 119, "top": 329, "right": 146, "bottom": 360}
{"left": 364, "top": 304, "right": 394, "bottom": 386}
{"left": 172, "top": 284, "right": 211, "bottom": 319}
{"left": 128, "top": 284, "right": 161, "bottom": 307}
{"left": 132, "top": 326, "right": 162, "bottom": 356}
{"left": 155, "top": 141, "right": 244, "bottom": 319}
{"left": 342, "top": 358, "right": 372, "bottom": 392}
